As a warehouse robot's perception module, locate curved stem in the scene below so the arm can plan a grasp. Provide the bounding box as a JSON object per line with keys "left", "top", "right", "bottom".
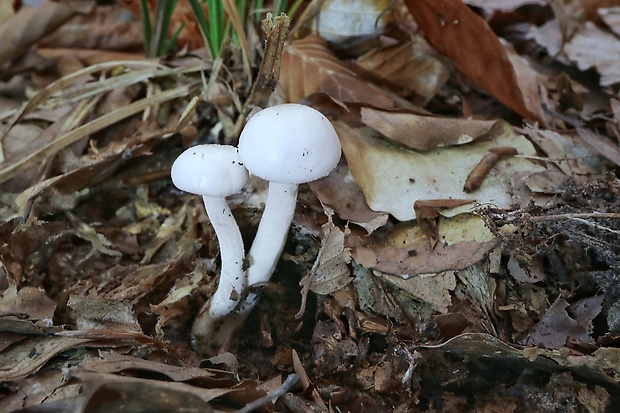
{"left": 231, "top": 182, "right": 298, "bottom": 318}
{"left": 246, "top": 182, "right": 298, "bottom": 286}
{"left": 201, "top": 195, "right": 246, "bottom": 318}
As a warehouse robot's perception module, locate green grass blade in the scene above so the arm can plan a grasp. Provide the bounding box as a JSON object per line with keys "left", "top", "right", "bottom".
{"left": 139, "top": 0, "right": 153, "bottom": 57}
{"left": 188, "top": 0, "right": 215, "bottom": 56}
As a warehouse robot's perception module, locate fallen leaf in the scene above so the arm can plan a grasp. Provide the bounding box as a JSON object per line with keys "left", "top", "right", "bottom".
{"left": 403, "top": 0, "right": 545, "bottom": 123}
{"left": 361, "top": 107, "right": 501, "bottom": 151}
{"left": 309, "top": 161, "right": 389, "bottom": 234}
{"left": 0, "top": 1, "right": 76, "bottom": 65}
{"left": 355, "top": 38, "right": 449, "bottom": 102}
{"left": 564, "top": 22, "right": 620, "bottom": 86}
{"left": 346, "top": 214, "right": 497, "bottom": 277}
{"left": 68, "top": 294, "right": 142, "bottom": 332}
{"left": 303, "top": 220, "right": 352, "bottom": 295}
{"left": 527, "top": 296, "right": 603, "bottom": 348}
{"left": 279, "top": 35, "right": 413, "bottom": 109}
{"left": 337, "top": 120, "right": 545, "bottom": 221}
{"left": 375, "top": 270, "right": 456, "bottom": 313}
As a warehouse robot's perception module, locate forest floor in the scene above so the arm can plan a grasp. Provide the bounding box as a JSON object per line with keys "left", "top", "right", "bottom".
{"left": 1, "top": 0, "right": 620, "bottom": 412}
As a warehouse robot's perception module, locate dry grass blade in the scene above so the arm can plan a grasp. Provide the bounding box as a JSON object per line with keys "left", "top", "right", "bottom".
{"left": 0, "top": 82, "right": 197, "bottom": 184}
{"left": 222, "top": 0, "right": 252, "bottom": 81}
{"left": 0, "top": 60, "right": 171, "bottom": 159}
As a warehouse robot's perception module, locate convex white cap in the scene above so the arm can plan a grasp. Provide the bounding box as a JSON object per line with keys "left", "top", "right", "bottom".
{"left": 171, "top": 144, "right": 248, "bottom": 197}
{"left": 238, "top": 104, "right": 341, "bottom": 184}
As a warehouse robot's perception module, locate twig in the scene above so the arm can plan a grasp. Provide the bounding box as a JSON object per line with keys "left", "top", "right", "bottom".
{"left": 231, "top": 13, "right": 291, "bottom": 144}
{"left": 529, "top": 212, "right": 620, "bottom": 221}
{"left": 235, "top": 373, "right": 299, "bottom": 413}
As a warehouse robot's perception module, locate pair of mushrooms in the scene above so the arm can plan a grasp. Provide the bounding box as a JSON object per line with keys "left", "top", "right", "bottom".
{"left": 171, "top": 104, "right": 341, "bottom": 346}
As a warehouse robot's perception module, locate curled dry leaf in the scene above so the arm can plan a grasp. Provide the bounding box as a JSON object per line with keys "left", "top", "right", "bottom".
{"left": 309, "top": 161, "right": 388, "bottom": 234}
{"left": 279, "top": 35, "right": 412, "bottom": 109}
{"left": 361, "top": 107, "right": 500, "bottom": 151}
{"left": 0, "top": 286, "right": 57, "bottom": 326}
{"left": 403, "top": 0, "right": 545, "bottom": 124}
{"left": 0, "top": 1, "right": 76, "bottom": 65}
{"left": 81, "top": 380, "right": 215, "bottom": 413}
{"left": 355, "top": 38, "right": 449, "bottom": 103}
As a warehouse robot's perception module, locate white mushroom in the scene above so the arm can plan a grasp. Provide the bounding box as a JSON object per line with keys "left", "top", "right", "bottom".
{"left": 238, "top": 104, "right": 341, "bottom": 308}
{"left": 170, "top": 144, "right": 248, "bottom": 318}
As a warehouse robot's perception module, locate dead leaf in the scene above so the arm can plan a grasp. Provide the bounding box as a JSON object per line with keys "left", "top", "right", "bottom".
{"left": 575, "top": 126, "right": 620, "bottom": 168}
{"left": 346, "top": 215, "right": 497, "bottom": 277}
{"left": 527, "top": 296, "right": 603, "bottom": 348}
{"left": 355, "top": 38, "right": 449, "bottom": 102}
{"left": 81, "top": 380, "right": 215, "bottom": 413}
{"left": 309, "top": 161, "right": 389, "bottom": 234}
{"left": 403, "top": 0, "right": 545, "bottom": 123}
{"left": 0, "top": 286, "right": 57, "bottom": 326}
{"left": 279, "top": 35, "right": 413, "bottom": 109}
{"left": 337, "top": 120, "right": 545, "bottom": 221}
{"left": 303, "top": 220, "right": 352, "bottom": 295}
{"left": 564, "top": 22, "right": 620, "bottom": 86}
{"left": 68, "top": 294, "right": 142, "bottom": 332}
{"left": 375, "top": 270, "right": 456, "bottom": 313}
{"left": 0, "top": 1, "right": 76, "bottom": 65}
{"left": 361, "top": 107, "right": 501, "bottom": 151}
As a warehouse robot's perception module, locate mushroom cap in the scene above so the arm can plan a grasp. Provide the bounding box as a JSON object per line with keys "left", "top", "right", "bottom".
{"left": 238, "top": 104, "right": 341, "bottom": 184}
{"left": 171, "top": 144, "right": 248, "bottom": 197}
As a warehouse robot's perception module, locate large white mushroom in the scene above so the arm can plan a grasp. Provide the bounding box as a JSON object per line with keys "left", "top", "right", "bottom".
{"left": 238, "top": 104, "right": 341, "bottom": 310}
{"left": 170, "top": 144, "right": 248, "bottom": 318}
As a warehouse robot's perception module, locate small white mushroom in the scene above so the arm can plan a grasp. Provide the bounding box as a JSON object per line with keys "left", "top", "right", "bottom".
{"left": 170, "top": 144, "right": 248, "bottom": 318}
{"left": 238, "top": 104, "right": 341, "bottom": 309}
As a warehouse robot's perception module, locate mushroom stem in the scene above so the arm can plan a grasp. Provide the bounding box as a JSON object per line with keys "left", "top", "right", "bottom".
{"left": 201, "top": 195, "right": 246, "bottom": 317}
{"left": 246, "top": 181, "right": 298, "bottom": 287}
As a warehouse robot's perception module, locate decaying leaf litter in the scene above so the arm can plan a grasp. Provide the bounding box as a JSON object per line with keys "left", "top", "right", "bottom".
{"left": 1, "top": 0, "right": 620, "bottom": 411}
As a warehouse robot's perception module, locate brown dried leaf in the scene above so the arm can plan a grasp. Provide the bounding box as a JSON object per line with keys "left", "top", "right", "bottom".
{"left": 309, "top": 161, "right": 389, "bottom": 234}
{"left": 403, "top": 0, "right": 544, "bottom": 123}
{"left": 0, "top": 335, "right": 91, "bottom": 382}
{"left": 280, "top": 35, "right": 409, "bottom": 109}
{"left": 527, "top": 296, "right": 603, "bottom": 348}
{"left": 346, "top": 215, "right": 497, "bottom": 277}
{"left": 304, "top": 221, "right": 352, "bottom": 295}
{"left": 575, "top": 127, "right": 620, "bottom": 168}
{"left": 81, "top": 380, "right": 215, "bottom": 413}
{"left": 78, "top": 352, "right": 217, "bottom": 382}
{"left": 0, "top": 286, "right": 57, "bottom": 326}
{"left": 68, "top": 294, "right": 142, "bottom": 332}
{"left": 0, "top": 1, "right": 76, "bottom": 65}
{"left": 40, "top": 5, "right": 143, "bottom": 51}
{"left": 355, "top": 38, "right": 449, "bottom": 102}
{"left": 361, "top": 107, "right": 500, "bottom": 150}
